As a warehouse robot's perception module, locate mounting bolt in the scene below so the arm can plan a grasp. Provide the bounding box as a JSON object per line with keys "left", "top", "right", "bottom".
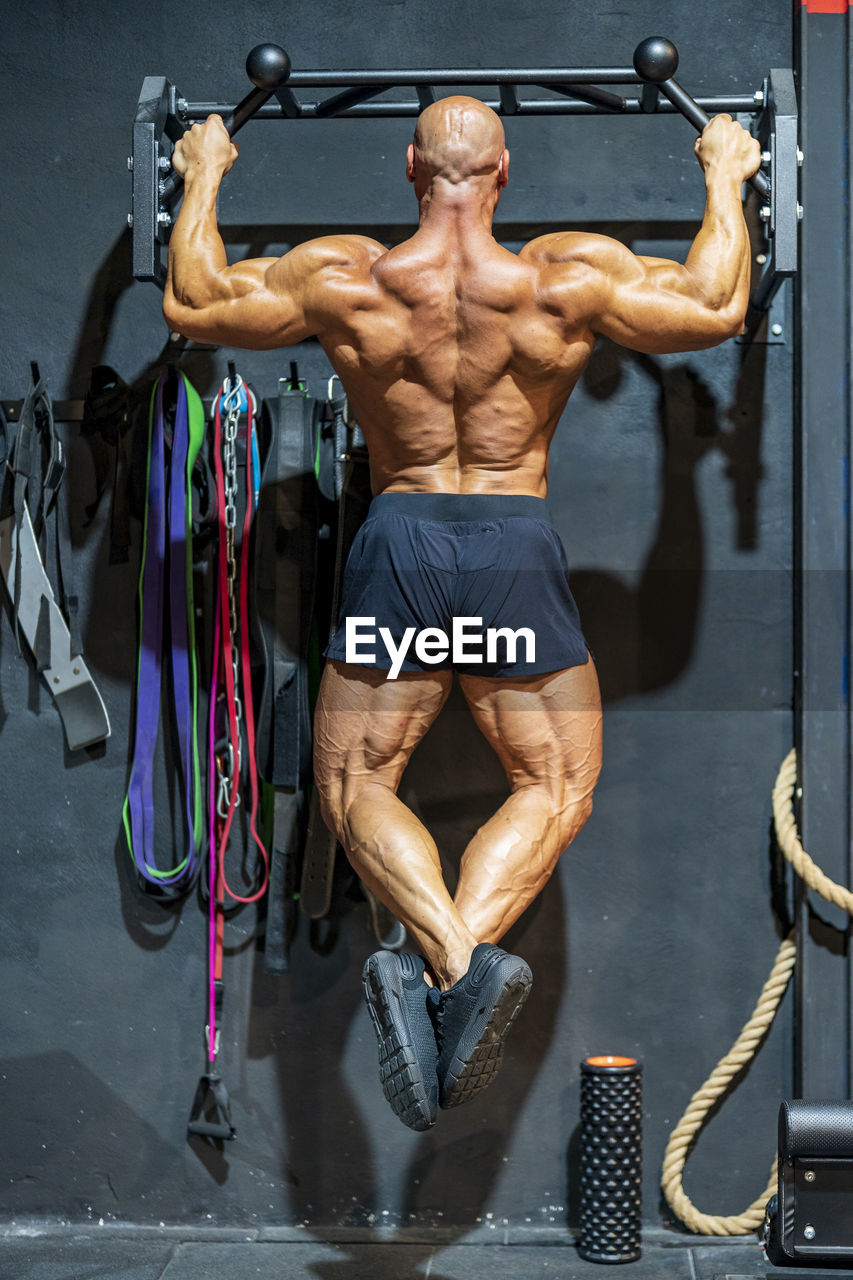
{"left": 755, "top": 253, "right": 767, "bottom": 265}
{"left": 158, "top": 156, "right": 172, "bottom": 171}
{"left": 797, "top": 147, "right": 804, "bottom": 167}
{"left": 157, "top": 211, "right": 172, "bottom": 226}
{"left": 754, "top": 89, "right": 765, "bottom": 106}
{"left": 761, "top": 150, "right": 772, "bottom": 164}
{"left": 176, "top": 97, "right": 189, "bottom": 113}
{"left": 127, "top": 213, "right": 134, "bottom": 227}
{"left": 759, "top": 205, "right": 771, "bottom": 221}
{"left": 804, "top": 1225, "right": 816, "bottom": 1240}
{"left": 797, "top": 203, "right": 804, "bottom": 220}
{"left": 804, "top": 1170, "right": 816, "bottom": 1183}
{"left": 771, "top": 323, "right": 783, "bottom": 337}
{"left": 127, "top": 156, "right": 134, "bottom": 171}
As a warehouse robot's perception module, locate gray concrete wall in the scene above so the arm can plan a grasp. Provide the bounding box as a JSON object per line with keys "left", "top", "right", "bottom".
{"left": 0, "top": 0, "right": 794, "bottom": 1239}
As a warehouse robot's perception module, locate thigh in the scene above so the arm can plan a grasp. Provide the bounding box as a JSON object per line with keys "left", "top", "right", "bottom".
{"left": 457, "top": 656, "right": 603, "bottom": 795}
{"left": 313, "top": 658, "right": 453, "bottom": 798}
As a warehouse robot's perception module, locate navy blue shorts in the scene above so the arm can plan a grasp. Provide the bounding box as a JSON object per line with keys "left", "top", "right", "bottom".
{"left": 323, "top": 492, "right": 589, "bottom": 678}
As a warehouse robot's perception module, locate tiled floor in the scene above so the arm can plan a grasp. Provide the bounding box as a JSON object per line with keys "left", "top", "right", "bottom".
{"left": 3, "top": 1226, "right": 849, "bottom": 1280}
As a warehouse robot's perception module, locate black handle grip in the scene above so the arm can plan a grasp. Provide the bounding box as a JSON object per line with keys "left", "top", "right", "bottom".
{"left": 160, "top": 43, "right": 291, "bottom": 206}
{"left": 633, "top": 37, "right": 770, "bottom": 200}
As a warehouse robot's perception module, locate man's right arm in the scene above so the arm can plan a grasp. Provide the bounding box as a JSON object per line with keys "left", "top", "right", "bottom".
{"left": 161, "top": 114, "right": 385, "bottom": 349}
{"left": 525, "top": 114, "right": 761, "bottom": 354}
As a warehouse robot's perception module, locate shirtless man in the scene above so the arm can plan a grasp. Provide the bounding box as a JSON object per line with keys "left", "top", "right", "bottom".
{"left": 165, "top": 97, "right": 760, "bottom": 1131}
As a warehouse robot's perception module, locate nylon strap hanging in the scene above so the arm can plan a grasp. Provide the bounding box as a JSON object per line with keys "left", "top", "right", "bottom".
{"left": 10, "top": 374, "right": 81, "bottom": 666}
{"left": 36, "top": 375, "right": 80, "bottom": 662}
{"left": 251, "top": 373, "right": 319, "bottom": 972}
{"left": 254, "top": 377, "right": 317, "bottom": 787}
{"left": 300, "top": 393, "right": 371, "bottom": 922}
{"left": 122, "top": 369, "right": 204, "bottom": 893}
{"left": 0, "top": 502, "right": 111, "bottom": 749}
{"left": 0, "top": 376, "right": 109, "bottom": 750}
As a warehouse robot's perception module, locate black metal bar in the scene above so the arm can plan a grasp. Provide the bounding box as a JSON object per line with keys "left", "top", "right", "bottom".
{"left": 1, "top": 399, "right": 86, "bottom": 422}
{"left": 657, "top": 78, "right": 771, "bottom": 198}
{"left": 499, "top": 84, "right": 520, "bottom": 115}
{"left": 182, "top": 94, "right": 761, "bottom": 119}
{"left": 313, "top": 85, "right": 387, "bottom": 117}
{"left": 416, "top": 84, "right": 435, "bottom": 109}
{"left": 160, "top": 45, "right": 291, "bottom": 205}
{"left": 657, "top": 78, "right": 710, "bottom": 131}
{"left": 282, "top": 66, "right": 643, "bottom": 86}
{"left": 794, "top": 2, "right": 852, "bottom": 1101}
{"left": 275, "top": 84, "right": 302, "bottom": 118}
{"left": 535, "top": 82, "right": 626, "bottom": 111}
{"left": 222, "top": 84, "right": 278, "bottom": 134}
{"left": 640, "top": 81, "right": 660, "bottom": 113}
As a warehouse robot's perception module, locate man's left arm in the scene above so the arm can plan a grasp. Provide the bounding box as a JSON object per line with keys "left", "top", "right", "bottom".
{"left": 162, "top": 115, "right": 316, "bottom": 349}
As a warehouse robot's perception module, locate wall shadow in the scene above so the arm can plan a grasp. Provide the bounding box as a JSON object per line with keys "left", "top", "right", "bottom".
{"left": 570, "top": 337, "right": 766, "bottom": 705}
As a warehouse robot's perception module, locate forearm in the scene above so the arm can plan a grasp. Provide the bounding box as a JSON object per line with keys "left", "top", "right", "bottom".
{"left": 165, "top": 170, "right": 232, "bottom": 313}
{"left": 683, "top": 165, "right": 751, "bottom": 316}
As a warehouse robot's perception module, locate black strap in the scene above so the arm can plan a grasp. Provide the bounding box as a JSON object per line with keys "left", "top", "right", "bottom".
{"left": 253, "top": 381, "right": 318, "bottom": 972}
{"left": 263, "top": 789, "right": 304, "bottom": 974}
{"left": 30, "top": 379, "right": 81, "bottom": 663}
{"left": 299, "top": 786, "right": 338, "bottom": 920}
{"left": 313, "top": 390, "right": 348, "bottom": 504}
{"left": 11, "top": 382, "right": 40, "bottom": 654}
{"left": 254, "top": 386, "right": 318, "bottom": 786}
{"left": 0, "top": 402, "right": 8, "bottom": 471}
{"left": 37, "top": 383, "right": 62, "bottom": 669}
{"left": 81, "top": 365, "right": 133, "bottom": 564}
{"left": 299, "top": 422, "right": 372, "bottom": 921}
{"left": 109, "top": 432, "right": 132, "bottom": 563}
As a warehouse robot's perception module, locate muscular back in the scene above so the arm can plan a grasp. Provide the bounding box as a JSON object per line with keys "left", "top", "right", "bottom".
{"left": 163, "top": 110, "right": 758, "bottom": 496}
{"left": 306, "top": 230, "right": 595, "bottom": 495}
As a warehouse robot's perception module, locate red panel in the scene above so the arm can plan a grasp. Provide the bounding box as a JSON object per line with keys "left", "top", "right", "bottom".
{"left": 801, "top": 0, "right": 850, "bottom": 12}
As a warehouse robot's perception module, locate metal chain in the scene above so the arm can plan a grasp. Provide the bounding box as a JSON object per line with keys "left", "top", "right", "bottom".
{"left": 218, "top": 377, "right": 245, "bottom": 809}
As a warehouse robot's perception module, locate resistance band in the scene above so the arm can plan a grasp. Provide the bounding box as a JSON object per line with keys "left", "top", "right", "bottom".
{"left": 122, "top": 368, "right": 204, "bottom": 893}
{"left": 189, "top": 371, "right": 269, "bottom": 1141}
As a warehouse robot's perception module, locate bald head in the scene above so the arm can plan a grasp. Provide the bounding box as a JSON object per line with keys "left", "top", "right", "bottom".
{"left": 410, "top": 96, "right": 507, "bottom": 186}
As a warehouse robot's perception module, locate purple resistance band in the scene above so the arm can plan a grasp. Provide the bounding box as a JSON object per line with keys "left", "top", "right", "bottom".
{"left": 122, "top": 370, "right": 202, "bottom": 891}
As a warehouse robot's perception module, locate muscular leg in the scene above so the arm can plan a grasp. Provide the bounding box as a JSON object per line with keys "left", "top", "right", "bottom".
{"left": 313, "top": 659, "right": 479, "bottom": 987}
{"left": 454, "top": 656, "right": 603, "bottom": 943}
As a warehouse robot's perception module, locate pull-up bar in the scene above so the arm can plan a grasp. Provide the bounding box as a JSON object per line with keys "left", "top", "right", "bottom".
{"left": 130, "top": 37, "right": 798, "bottom": 312}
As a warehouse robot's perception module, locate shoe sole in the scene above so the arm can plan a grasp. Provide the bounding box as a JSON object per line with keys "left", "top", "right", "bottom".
{"left": 362, "top": 952, "right": 437, "bottom": 1131}
{"left": 439, "top": 960, "right": 532, "bottom": 1109}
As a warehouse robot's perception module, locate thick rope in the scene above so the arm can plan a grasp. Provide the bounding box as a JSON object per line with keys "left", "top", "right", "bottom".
{"left": 660, "top": 934, "right": 795, "bottom": 1233}
{"left": 773, "top": 748, "right": 853, "bottom": 914}
{"left": 661, "top": 746, "right": 851, "bottom": 1235}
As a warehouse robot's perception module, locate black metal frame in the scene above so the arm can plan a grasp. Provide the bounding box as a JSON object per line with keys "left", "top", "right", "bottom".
{"left": 794, "top": 4, "right": 853, "bottom": 1104}
{"left": 750, "top": 68, "right": 799, "bottom": 315}
{"left": 130, "top": 57, "right": 799, "bottom": 304}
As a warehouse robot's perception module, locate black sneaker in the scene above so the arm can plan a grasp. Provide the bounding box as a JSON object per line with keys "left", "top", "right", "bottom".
{"left": 362, "top": 950, "right": 439, "bottom": 1131}
{"left": 434, "top": 944, "right": 532, "bottom": 1109}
